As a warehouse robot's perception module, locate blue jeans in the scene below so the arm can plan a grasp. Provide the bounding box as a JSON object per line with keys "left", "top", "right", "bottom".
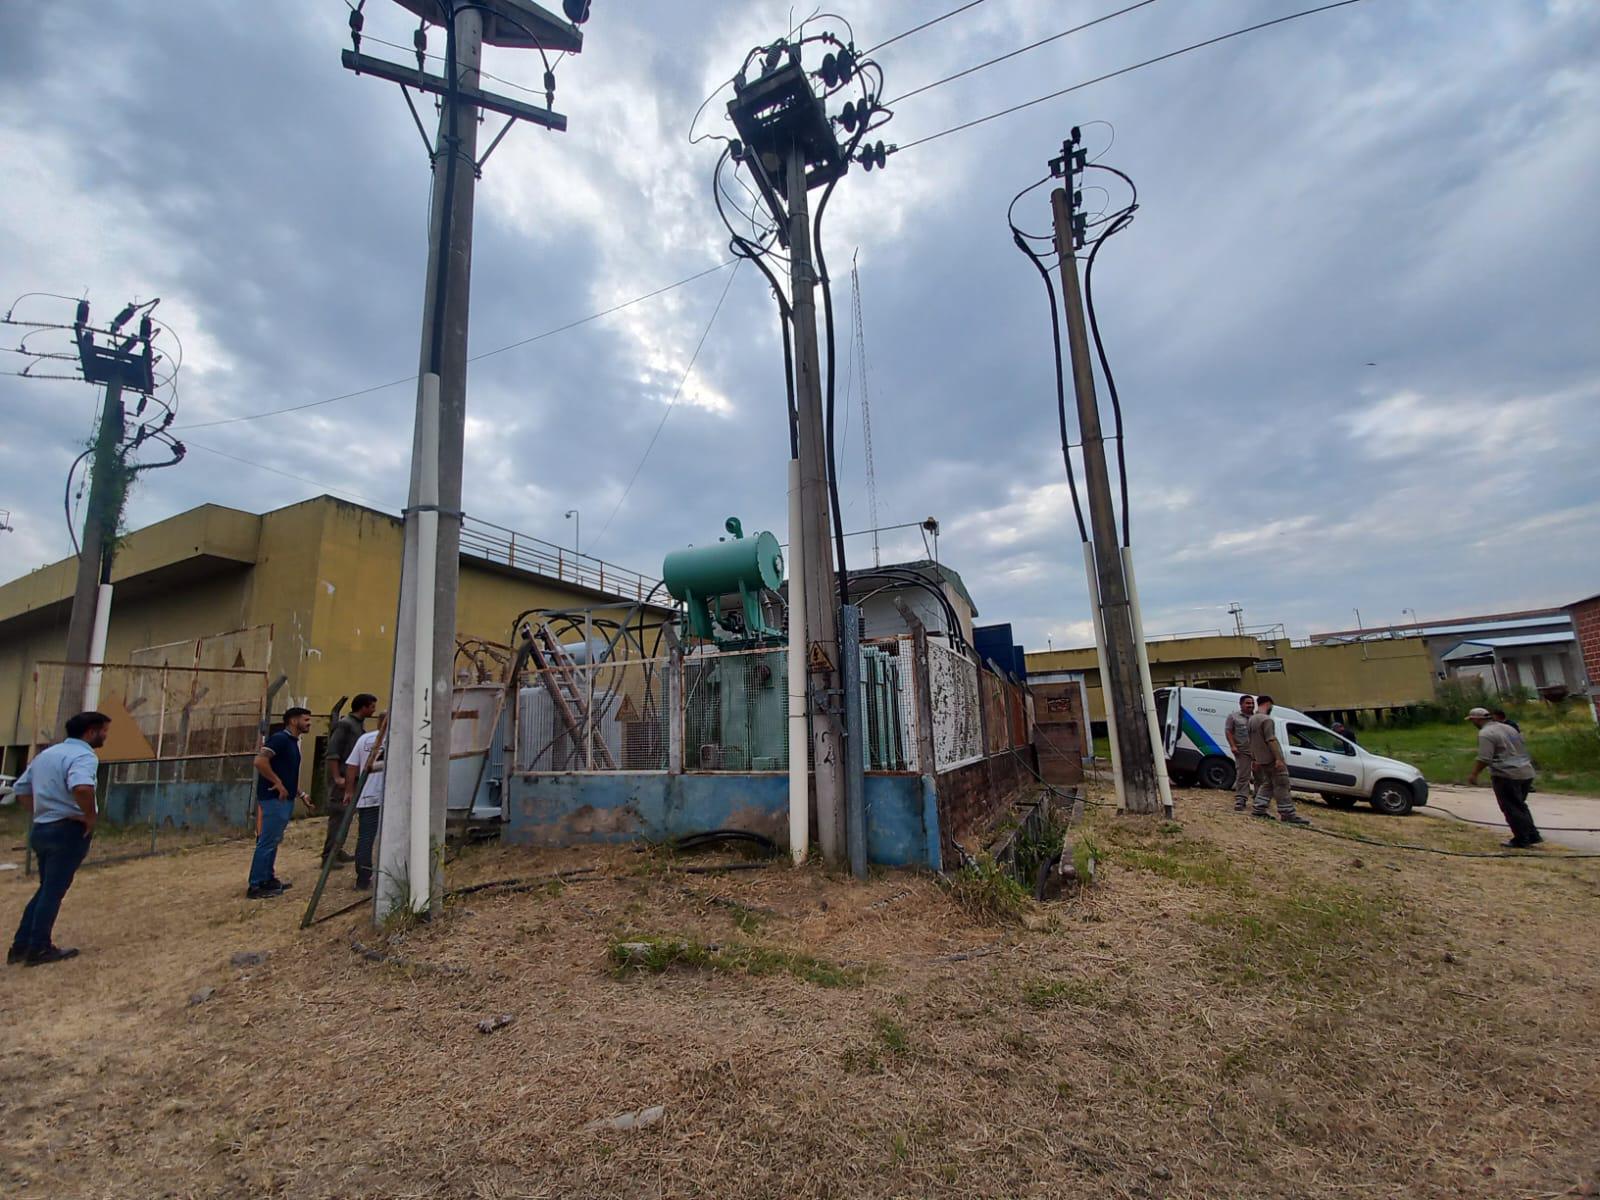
{"left": 249, "top": 798, "right": 293, "bottom": 887}
{"left": 12, "top": 819, "right": 93, "bottom": 953}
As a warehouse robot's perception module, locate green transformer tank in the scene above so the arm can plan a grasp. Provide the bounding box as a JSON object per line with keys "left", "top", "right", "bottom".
{"left": 661, "top": 517, "right": 785, "bottom": 645}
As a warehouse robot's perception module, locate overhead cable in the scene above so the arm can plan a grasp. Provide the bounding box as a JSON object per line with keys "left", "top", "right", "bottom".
{"left": 892, "top": 0, "right": 1372, "bottom": 155}
{"left": 885, "top": 0, "right": 1162, "bottom": 106}
{"left": 592, "top": 260, "right": 742, "bottom": 549}
{"left": 176, "top": 259, "right": 738, "bottom": 430}
{"left": 863, "top": 0, "right": 993, "bottom": 55}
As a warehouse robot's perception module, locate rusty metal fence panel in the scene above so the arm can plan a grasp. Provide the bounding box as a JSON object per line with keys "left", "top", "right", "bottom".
{"left": 926, "top": 642, "right": 983, "bottom": 771}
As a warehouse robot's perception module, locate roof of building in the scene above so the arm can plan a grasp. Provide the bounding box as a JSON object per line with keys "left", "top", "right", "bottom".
{"left": 1309, "top": 607, "right": 1569, "bottom": 643}
{"left": 846, "top": 560, "right": 979, "bottom": 618}
{"left": 1439, "top": 631, "right": 1577, "bottom": 661}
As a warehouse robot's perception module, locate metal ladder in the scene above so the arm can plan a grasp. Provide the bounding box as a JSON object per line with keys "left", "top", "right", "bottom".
{"left": 524, "top": 621, "right": 616, "bottom": 770}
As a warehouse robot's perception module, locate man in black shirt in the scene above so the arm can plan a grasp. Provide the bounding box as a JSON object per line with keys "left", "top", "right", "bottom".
{"left": 322, "top": 693, "right": 376, "bottom": 866}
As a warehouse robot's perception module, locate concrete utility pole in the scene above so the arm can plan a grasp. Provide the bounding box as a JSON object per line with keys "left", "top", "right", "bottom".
{"left": 784, "top": 142, "right": 848, "bottom": 863}
{"left": 56, "top": 381, "right": 125, "bottom": 732}
{"left": 349, "top": 0, "right": 585, "bottom": 919}
{"left": 1050, "top": 186, "right": 1163, "bottom": 814}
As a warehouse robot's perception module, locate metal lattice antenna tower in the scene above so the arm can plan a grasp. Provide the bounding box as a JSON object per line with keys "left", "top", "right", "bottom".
{"left": 849, "top": 255, "right": 880, "bottom": 567}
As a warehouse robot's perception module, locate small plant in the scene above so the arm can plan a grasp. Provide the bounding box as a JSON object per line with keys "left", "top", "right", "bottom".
{"left": 871, "top": 1013, "right": 912, "bottom": 1055}
{"left": 947, "top": 854, "right": 1030, "bottom": 924}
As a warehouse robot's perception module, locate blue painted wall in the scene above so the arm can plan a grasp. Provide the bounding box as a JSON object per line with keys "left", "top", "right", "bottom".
{"left": 505, "top": 771, "right": 941, "bottom": 868}
{"left": 104, "top": 781, "right": 253, "bottom": 829}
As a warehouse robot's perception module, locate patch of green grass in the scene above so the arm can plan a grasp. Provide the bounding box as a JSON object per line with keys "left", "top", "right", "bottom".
{"left": 871, "top": 1013, "right": 912, "bottom": 1055}
{"left": 1360, "top": 714, "right": 1600, "bottom": 795}
{"left": 1021, "top": 975, "right": 1110, "bottom": 1010}
{"left": 946, "top": 854, "right": 1031, "bottom": 924}
{"left": 608, "top": 934, "right": 864, "bottom": 988}
{"left": 1093, "top": 820, "right": 1251, "bottom": 895}
{"left": 1196, "top": 881, "right": 1390, "bottom": 992}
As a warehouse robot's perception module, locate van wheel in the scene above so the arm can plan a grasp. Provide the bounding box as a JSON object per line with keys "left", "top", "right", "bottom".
{"left": 1197, "top": 756, "right": 1236, "bottom": 790}
{"left": 1370, "top": 780, "right": 1414, "bottom": 816}
{"left": 1321, "top": 794, "right": 1358, "bottom": 810}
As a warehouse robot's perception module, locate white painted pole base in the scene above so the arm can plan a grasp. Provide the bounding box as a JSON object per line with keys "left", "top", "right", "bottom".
{"left": 1083, "top": 540, "right": 1126, "bottom": 811}
{"left": 1121, "top": 545, "right": 1174, "bottom": 817}
{"left": 84, "top": 582, "right": 113, "bottom": 711}
{"left": 786, "top": 458, "right": 810, "bottom": 865}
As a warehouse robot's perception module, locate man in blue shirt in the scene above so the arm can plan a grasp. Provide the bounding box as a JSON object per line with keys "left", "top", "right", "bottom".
{"left": 8, "top": 711, "right": 109, "bottom": 967}
{"left": 248, "top": 706, "right": 313, "bottom": 899}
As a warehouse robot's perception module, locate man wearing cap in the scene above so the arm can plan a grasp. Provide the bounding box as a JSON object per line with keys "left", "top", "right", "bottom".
{"left": 1466, "top": 707, "right": 1542, "bottom": 848}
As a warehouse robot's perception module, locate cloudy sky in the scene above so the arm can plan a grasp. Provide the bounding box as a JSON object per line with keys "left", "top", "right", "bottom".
{"left": 2, "top": 0, "right": 1596, "bottom": 650}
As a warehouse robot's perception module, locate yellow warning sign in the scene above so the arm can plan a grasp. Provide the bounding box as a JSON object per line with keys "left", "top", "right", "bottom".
{"left": 807, "top": 643, "right": 834, "bottom": 674}
{"left": 614, "top": 694, "right": 641, "bottom": 723}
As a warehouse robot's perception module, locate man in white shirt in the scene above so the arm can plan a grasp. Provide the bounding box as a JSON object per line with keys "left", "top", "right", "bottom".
{"left": 343, "top": 722, "right": 386, "bottom": 891}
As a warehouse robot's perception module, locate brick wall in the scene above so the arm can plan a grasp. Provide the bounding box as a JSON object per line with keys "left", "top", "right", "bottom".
{"left": 1569, "top": 597, "right": 1600, "bottom": 719}
{"left": 935, "top": 748, "right": 1031, "bottom": 862}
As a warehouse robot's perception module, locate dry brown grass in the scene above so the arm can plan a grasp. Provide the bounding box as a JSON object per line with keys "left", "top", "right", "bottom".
{"left": 3, "top": 787, "right": 1599, "bottom": 1199}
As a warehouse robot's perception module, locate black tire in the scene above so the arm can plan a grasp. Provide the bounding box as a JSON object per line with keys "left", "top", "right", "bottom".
{"left": 1320, "top": 794, "right": 1358, "bottom": 810}
{"left": 1197, "top": 756, "right": 1237, "bottom": 791}
{"left": 1369, "top": 779, "right": 1414, "bottom": 816}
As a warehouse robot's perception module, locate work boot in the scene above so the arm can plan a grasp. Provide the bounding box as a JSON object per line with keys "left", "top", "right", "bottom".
{"left": 1233, "top": 799, "right": 1247, "bottom": 812}
{"left": 1279, "top": 814, "right": 1311, "bottom": 826}
{"left": 23, "top": 945, "right": 80, "bottom": 967}
{"left": 246, "top": 883, "right": 283, "bottom": 900}
{"left": 335, "top": 850, "right": 356, "bottom": 864}
{"left": 1250, "top": 810, "right": 1275, "bottom": 820}
{"left": 267, "top": 878, "right": 293, "bottom": 891}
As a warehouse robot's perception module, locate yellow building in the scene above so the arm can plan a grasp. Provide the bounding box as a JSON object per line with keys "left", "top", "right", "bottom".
{"left": 1026, "top": 632, "right": 1436, "bottom": 724}
{"left": 0, "top": 496, "right": 668, "bottom": 772}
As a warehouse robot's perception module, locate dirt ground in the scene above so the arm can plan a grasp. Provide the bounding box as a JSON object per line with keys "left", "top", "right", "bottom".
{"left": 3, "top": 787, "right": 1599, "bottom": 1200}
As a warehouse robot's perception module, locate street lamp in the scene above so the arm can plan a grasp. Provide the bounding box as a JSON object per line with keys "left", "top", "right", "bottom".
{"left": 565, "top": 509, "right": 580, "bottom": 558}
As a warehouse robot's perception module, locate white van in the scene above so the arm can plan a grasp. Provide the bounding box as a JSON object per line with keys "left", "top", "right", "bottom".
{"left": 1155, "top": 686, "right": 1429, "bottom": 815}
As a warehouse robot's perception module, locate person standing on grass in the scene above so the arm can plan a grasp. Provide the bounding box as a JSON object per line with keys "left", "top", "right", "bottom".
{"left": 321, "top": 692, "right": 376, "bottom": 868}
{"left": 1466, "top": 706, "right": 1543, "bottom": 848}
{"left": 7, "top": 712, "right": 109, "bottom": 967}
{"left": 248, "top": 706, "right": 313, "bottom": 899}
{"left": 1225, "top": 694, "right": 1256, "bottom": 812}
{"left": 1247, "top": 696, "right": 1311, "bottom": 826}
{"left": 342, "top": 717, "right": 387, "bottom": 892}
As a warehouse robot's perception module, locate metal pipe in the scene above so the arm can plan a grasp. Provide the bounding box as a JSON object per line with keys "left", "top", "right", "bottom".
{"left": 1083, "top": 540, "right": 1125, "bottom": 810}
{"left": 84, "top": 582, "right": 113, "bottom": 710}
{"left": 1121, "top": 546, "right": 1173, "bottom": 817}
{"left": 786, "top": 459, "right": 809, "bottom": 864}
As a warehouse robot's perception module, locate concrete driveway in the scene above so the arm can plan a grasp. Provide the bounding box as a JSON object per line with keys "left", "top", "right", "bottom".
{"left": 1418, "top": 783, "right": 1600, "bottom": 852}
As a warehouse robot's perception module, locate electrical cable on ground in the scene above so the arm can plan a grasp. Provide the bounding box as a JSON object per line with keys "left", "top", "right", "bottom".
{"left": 175, "top": 260, "right": 738, "bottom": 431}
{"left": 885, "top": 0, "right": 1162, "bottom": 106}
{"left": 892, "top": 0, "right": 1372, "bottom": 155}
{"left": 1288, "top": 822, "right": 1600, "bottom": 861}
{"left": 1426, "top": 803, "right": 1600, "bottom": 834}
{"left": 592, "top": 260, "right": 742, "bottom": 549}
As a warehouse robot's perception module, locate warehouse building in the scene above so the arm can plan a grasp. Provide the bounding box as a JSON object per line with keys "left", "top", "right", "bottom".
{"left": 0, "top": 495, "right": 668, "bottom": 778}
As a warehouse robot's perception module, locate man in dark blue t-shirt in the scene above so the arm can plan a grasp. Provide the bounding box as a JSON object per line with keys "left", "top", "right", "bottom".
{"left": 247, "top": 706, "right": 313, "bottom": 899}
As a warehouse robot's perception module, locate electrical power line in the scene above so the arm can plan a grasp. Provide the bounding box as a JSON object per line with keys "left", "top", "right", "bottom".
{"left": 592, "top": 260, "right": 742, "bottom": 549}
{"left": 886, "top": 0, "right": 1162, "bottom": 106}
{"left": 893, "top": 0, "right": 1372, "bottom": 155}
{"left": 863, "top": 0, "right": 994, "bottom": 55}
{"left": 175, "top": 259, "right": 738, "bottom": 431}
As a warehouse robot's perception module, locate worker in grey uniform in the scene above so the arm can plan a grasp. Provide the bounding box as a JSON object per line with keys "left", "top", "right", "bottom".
{"left": 1247, "top": 696, "right": 1310, "bottom": 825}
{"left": 1224, "top": 694, "right": 1256, "bottom": 811}
{"left": 1465, "top": 706, "right": 1543, "bottom": 847}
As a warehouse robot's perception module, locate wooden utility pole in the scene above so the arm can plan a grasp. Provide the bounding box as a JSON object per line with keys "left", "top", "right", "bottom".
{"left": 785, "top": 141, "right": 848, "bottom": 863}
{"left": 1049, "top": 186, "right": 1162, "bottom": 813}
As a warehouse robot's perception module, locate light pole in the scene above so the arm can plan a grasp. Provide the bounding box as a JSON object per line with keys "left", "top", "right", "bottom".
{"left": 565, "top": 509, "right": 580, "bottom": 559}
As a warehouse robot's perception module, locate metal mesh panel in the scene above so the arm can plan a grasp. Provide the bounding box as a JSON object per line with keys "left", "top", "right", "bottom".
{"left": 684, "top": 647, "right": 789, "bottom": 771}
{"left": 927, "top": 642, "right": 983, "bottom": 771}
{"left": 516, "top": 657, "right": 669, "bottom": 772}
{"left": 31, "top": 661, "right": 267, "bottom": 763}
{"left": 860, "top": 640, "right": 912, "bottom": 770}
